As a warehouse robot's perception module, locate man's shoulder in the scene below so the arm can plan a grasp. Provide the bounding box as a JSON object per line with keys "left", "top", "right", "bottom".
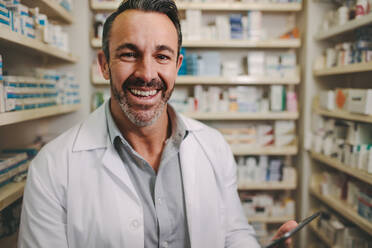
{"left": 41, "top": 104, "right": 107, "bottom": 157}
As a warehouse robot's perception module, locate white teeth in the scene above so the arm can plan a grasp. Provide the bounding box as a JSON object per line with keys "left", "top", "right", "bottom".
{"left": 130, "top": 89, "right": 157, "bottom": 97}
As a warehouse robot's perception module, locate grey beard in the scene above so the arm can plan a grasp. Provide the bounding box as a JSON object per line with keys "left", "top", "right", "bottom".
{"left": 110, "top": 78, "right": 171, "bottom": 127}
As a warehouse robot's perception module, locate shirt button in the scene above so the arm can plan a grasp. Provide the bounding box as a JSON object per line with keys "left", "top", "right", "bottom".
{"left": 130, "top": 219, "right": 140, "bottom": 229}
{"left": 162, "top": 241, "right": 168, "bottom": 248}
{"left": 158, "top": 197, "right": 162, "bottom": 205}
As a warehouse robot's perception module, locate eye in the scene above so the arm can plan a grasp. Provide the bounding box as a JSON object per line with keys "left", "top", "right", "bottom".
{"left": 120, "top": 52, "right": 137, "bottom": 58}
{"left": 156, "top": 54, "right": 171, "bottom": 62}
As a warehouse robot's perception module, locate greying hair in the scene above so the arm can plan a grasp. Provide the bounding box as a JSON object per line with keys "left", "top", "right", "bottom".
{"left": 102, "top": 0, "right": 182, "bottom": 61}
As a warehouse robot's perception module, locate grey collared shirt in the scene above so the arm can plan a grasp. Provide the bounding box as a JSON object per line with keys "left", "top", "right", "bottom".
{"left": 105, "top": 101, "right": 190, "bottom": 248}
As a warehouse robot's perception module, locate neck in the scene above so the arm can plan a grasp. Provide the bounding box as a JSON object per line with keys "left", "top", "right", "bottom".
{"left": 110, "top": 99, "right": 170, "bottom": 171}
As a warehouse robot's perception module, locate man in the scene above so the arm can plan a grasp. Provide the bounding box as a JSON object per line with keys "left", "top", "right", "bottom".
{"left": 18, "top": 0, "right": 297, "bottom": 247}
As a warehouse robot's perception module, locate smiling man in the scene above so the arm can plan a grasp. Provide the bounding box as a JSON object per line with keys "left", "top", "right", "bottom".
{"left": 18, "top": 0, "right": 297, "bottom": 247}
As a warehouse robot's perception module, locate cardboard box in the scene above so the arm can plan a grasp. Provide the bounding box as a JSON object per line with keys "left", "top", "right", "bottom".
{"left": 347, "top": 89, "right": 372, "bottom": 115}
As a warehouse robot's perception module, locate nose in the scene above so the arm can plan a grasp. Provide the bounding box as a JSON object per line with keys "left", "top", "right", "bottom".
{"left": 133, "top": 55, "right": 157, "bottom": 83}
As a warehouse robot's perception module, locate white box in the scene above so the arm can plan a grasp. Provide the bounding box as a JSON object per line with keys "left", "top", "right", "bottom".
{"left": 347, "top": 89, "right": 372, "bottom": 115}
{"left": 319, "top": 90, "right": 335, "bottom": 110}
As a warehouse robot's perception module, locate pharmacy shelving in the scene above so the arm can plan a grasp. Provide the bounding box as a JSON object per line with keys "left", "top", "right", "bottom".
{"left": 91, "top": 37, "right": 301, "bottom": 49}
{"left": 313, "top": 61, "right": 372, "bottom": 76}
{"left": 309, "top": 222, "right": 337, "bottom": 248}
{"left": 310, "top": 151, "right": 372, "bottom": 186}
{"left": 0, "top": 27, "right": 78, "bottom": 63}
{"left": 0, "top": 181, "right": 26, "bottom": 212}
{"left": 90, "top": 0, "right": 302, "bottom": 12}
{"left": 21, "top": 0, "right": 74, "bottom": 24}
{"left": 184, "top": 112, "right": 299, "bottom": 121}
{"left": 231, "top": 145, "right": 298, "bottom": 156}
{"left": 315, "top": 13, "right": 372, "bottom": 41}
{"left": 310, "top": 188, "right": 372, "bottom": 236}
{"left": 248, "top": 215, "right": 295, "bottom": 223}
{"left": 91, "top": 73, "right": 301, "bottom": 86}
{"left": 313, "top": 104, "right": 372, "bottom": 124}
{"left": 0, "top": 104, "right": 81, "bottom": 127}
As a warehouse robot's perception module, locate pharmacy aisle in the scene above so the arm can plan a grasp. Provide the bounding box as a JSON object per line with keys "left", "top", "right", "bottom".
{"left": 0, "top": 0, "right": 90, "bottom": 246}
{"left": 302, "top": 0, "right": 372, "bottom": 247}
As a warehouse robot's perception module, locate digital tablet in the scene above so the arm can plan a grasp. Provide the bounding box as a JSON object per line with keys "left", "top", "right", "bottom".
{"left": 264, "top": 211, "right": 321, "bottom": 248}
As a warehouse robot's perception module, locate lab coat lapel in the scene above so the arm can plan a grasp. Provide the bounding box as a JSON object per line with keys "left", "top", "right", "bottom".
{"left": 101, "top": 137, "right": 141, "bottom": 206}
{"left": 180, "top": 134, "right": 198, "bottom": 248}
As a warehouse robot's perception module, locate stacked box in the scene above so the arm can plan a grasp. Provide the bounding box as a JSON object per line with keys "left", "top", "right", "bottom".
{"left": 0, "top": 0, "right": 10, "bottom": 29}
{"left": 3, "top": 76, "right": 57, "bottom": 112}
{"left": 0, "top": 152, "right": 28, "bottom": 187}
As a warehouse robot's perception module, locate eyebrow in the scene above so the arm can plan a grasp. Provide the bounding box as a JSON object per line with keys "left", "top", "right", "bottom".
{"left": 155, "top": 45, "right": 175, "bottom": 55}
{"left": 115, "top": 43, "right": 139, "bottom": 53}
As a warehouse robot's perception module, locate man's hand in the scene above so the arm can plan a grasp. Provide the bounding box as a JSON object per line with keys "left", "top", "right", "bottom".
{"left": 271, "top": 220, "right": 298, "bottom": 248}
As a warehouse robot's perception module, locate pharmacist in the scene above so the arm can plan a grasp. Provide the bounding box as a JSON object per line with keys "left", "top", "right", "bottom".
{"left": 18, "top": 0, "right": 297, "bottom": 247}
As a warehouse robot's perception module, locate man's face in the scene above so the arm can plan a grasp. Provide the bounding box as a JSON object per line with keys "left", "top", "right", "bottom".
{"left": 102, "top": 10, "right": 182, "bottom": 127}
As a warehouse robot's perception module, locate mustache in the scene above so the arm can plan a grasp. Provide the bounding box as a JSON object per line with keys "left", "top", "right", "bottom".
{"left": 122, "top": 76, "right": 166, "bottom": 91}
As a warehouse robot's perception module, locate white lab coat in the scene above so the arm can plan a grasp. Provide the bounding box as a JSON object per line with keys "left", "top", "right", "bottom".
{"left": 18, "top": 104, "right": 260, "bottom": 248}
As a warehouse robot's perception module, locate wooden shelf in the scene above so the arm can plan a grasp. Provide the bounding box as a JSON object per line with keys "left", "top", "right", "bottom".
{"left": 248, "top": 215, "right": 295, "bottom": 223}
{"left": 184, "top": 111, "right": 299, "bottom": 120}
{"left": 315, "top": 13, "right": 372, "bottom": 41}
{"left": 91, "top": 74, "right": 301, "bottom": 86}
{"left": 0, "top": 181, "right": 26, "bottom": 212}
{"left": 182, "top": 39, "right": 301, "bottom": 48}
{"left": 231, "top": 145, "right": 298, "bottom": 156}
{"left": 310, "top": 151, "right": 372, "bottom": 186}
{"left": 310, "top": 188, "right": 372, "bottom": 236}
{"left": 313, "top": 61, "right": 372, "bottom": 76}
{"left": 309, "top": 222, "right": 337, "bottom": 248}
{"left": 239, "top": 180, "right": 297, "bottom": 190}
{"left": 313, "top": 105, "right": 372, "bottom": 124}
{"left": 0, "top": 104, "right": 81, "bottom": 127}
{"left": 175, "top": 74, "right": 301, "bottom": 85}
{"left": 0, "top": 28, "right": 78, "bottom": 63}
{"left": 22, "top": 0, "right": 73, "bottom": 24}
{"left": 91, "top": 37, "right": 300, "bottom": 49}
{"left": 90, "top": 0, "right": 302, "bottom": 12}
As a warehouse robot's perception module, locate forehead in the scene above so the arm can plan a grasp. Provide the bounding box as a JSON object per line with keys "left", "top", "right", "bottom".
{"left": 110, "top": 9, "right": 178, "bottom": 51}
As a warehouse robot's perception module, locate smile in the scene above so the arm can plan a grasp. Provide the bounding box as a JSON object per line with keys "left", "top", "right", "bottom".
{"left": 129, "top": 88, "right": 158, "bottom": 97}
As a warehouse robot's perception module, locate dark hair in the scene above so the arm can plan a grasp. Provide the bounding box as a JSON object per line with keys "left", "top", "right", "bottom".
{"left": 102, "top": 0, "right": 182, "bottom": 61}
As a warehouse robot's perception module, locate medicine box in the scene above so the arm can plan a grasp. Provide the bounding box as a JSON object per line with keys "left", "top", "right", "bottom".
{"left": 347, "top": 89, "right": 372, "bottom": 115}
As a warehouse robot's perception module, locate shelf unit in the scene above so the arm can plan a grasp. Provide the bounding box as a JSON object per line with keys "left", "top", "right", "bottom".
{"left": 90, "top": 0, "right": 302, "bottom": 12}
{"left": 183, "top": 111, "right": 299, "bottom": 121}
{"left": 231, "top": 145, "right": 298, "bottom": 156}
{"left": 91, "top": 37, "right": 300, "bottom": 49}
{"left": 313, "top": 61, "right": 372, "bottom": 76}
{"left": 0, "top": 1, "right": 79, "bottom": 245}
{"left": 0, "top": 181, "right": 26, "bottom": 212}
{"left": 0, "top": 104, "right": 81, "bottom": 127}
{"left": 308, "top": 1, "right": 372, "bottom": 243}
{"left": 310, "top": 151, "right": 372, "bottom": 186}
{"left": 310, "top": 188, "right": 372, "bottom": 236}
{"left": 21, "top": 0, "right": 74, "bottom": 24}
{"left": 0, "top": 27, "right": 78, "bottom": 63}
{"left": 315, "top": 13, "right": 372, "bottom": 41}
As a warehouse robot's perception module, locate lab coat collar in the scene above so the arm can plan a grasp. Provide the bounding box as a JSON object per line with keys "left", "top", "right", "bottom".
{"left": 72, "top": 101, "right": 205, "bottom": 152}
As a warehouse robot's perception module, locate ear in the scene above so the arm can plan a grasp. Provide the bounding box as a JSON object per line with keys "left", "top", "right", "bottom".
{"left": 176, "top": 54, "right": 184, "bottom": 73}
{"left": 98, "top": 50, "right": 110, "bottom": 80}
